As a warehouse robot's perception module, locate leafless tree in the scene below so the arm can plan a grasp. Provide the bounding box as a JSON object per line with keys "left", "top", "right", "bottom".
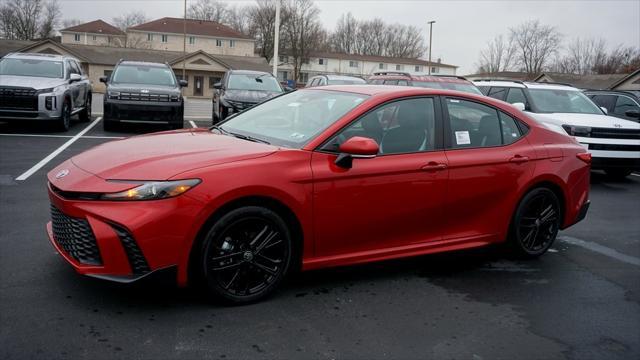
{"left": 112, "top": 10, "right": 148, "bottom": 31}
{"left": 187, "top": 0, "right": 228, "bottom": 23}
{"left": 281, "top": 0, "right": 324, "bottom": 82}
{"left": 476, "top": 34, "right": 517, "bottom": 73}
{"left": 592, "top": 45, "right": 640, "bottom": 74}
{"left": 551, "top": 38, "right": 607, "bottom": 74}
{"left": 225, "top": 4, "right": 251, "bottom": 35}
{"left": 38, "top": 0, "right": 61, "bottom": 38}
{"left": 331, "top": 13, "right": 358, "bottom": 54}
{"left": 61, "top": 18, "right": 83, "bottom": 29}
{"left": 509, "top": 20, "right": 562, "bottom": 75}
{"left": 246, "top": 0, "right": 279, "bottom": 63}
{"left": 0, "top": 0, "right": 60, "bottom": 40}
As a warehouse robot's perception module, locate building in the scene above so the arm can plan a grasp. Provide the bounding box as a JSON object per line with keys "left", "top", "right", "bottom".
{"left": 534, "top": 71, "right": 640, "bottom": 91}
{"left": 60, "top": 20, "right": 126, "bottom": 47}
{"left": 127, "top": 17, "right": 255, "bottom": 56}
{"left": 0, "top": 39, "right": 270, "bottom": 98}
{"left": 271, "top": 52, "right": 458, "bottom": 84}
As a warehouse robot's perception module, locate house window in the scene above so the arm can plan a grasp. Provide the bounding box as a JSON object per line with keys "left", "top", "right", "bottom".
{"left": 107, "top": 37, "right": 111, "bottom": 44}
{"left": 161, "top": 34, "right": 168, "bottom": 43}
{"left": 379, "top": 63, "right": 386, "bottom": 70}
{"left": 279, "top": 55, "right": 288, "bottom": 63}
{"left": 103, "top": 70, "right": 113, "bottom": 78}
{"left": 216, "top": 39, "right": 223, "bottom": 47}
{"left": 73, "top": 34, "right": 80, "bottom": 42}
{"left": 396, "top": 64, "right": 403, "bottom": 71}
{"left": 431, "top": 67, "right": 438, "bottom": 73}
{"left": 300, "top": 72, "right": 309, "bottom": 83}
{"left": 349, "top": 61, "right": 359, "bottom": 68}
{"left": 302, "top": 58, "right": 309, "bottom": 64}
{"left": 229, "top": 40, "right": 235, "bottom": 48}
{"left": 147, "top": 33, "right": 153, "bottom": 41}
{"left": 189, "top": 36, "right": 195, "bottom": 45}
{"left": 209, "top": 76, "right": 221, "bottom": 89}
{"left": 92, "top": 35, "right": 96, "bottom": 41}
{"left": 277, "top": 70, "right": 288, "bottom": 82}
{"left": 415, "top": 65, "right": 421, "bottom": 72}
{"left": 318, "top": 58, "right": 325, "bottom": 65}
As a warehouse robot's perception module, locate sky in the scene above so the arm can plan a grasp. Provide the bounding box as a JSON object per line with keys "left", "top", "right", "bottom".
{"left": 57, "top": 0, "right": 640, "bottom": 74}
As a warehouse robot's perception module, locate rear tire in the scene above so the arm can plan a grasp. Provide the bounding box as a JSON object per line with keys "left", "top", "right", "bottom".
{"left": 199, "top": 206, "right": 293, "bottom": 305}
{"left": 78, "top": 93, "right": 91, "bottom": 122}
{"left": 604, "top": 169, "right": 632, "bottom": 180}
{"left": 507, "top": 188, "right": 561, "bottom": 259}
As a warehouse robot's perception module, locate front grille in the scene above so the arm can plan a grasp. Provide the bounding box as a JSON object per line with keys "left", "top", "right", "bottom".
{"left": 589, "top": 143, "right": 640, "bottom": 152}
{"left": 50, "top": 183, "right": 101, "bottom": 200}
{"left": 0, "top": 86, "right": 38, "bottom": 110}
{"left": 228, "top": 101, "right": 256, "bottom": 110}
{"left": 590, "top": 127, "right": 640, "bottom": 140}
{"left": 119, "top": 92, "right": 170, "bottom": 102}
{"left": 110, "top": 224, "right": 150, "bottom": 275}
{"left": 50, "top": 205, "right": 102, "bottom": 265}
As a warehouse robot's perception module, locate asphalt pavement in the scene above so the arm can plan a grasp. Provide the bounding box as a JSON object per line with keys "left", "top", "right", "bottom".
{"left": 0, "top": 115, "right": 639, "bottom": 360}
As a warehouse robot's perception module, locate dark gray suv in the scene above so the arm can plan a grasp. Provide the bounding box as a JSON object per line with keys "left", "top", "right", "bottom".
{"left": 100, "top": 60, "right": 187, "bottom": 131}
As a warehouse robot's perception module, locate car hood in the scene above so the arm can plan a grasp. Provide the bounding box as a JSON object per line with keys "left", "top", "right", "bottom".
{"left": 70, "top": 128, "right": 277, "bottom": 180}
{"left": 529, "top": 112, "right": 640, "bottom": 129}
{"left": 0, "top": 75, "right": 67, "bottom": 89}
{"left": 224, "top": 89, "right": 282, "bottom": 104}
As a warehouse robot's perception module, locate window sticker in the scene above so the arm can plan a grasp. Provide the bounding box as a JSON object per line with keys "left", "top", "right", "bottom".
{"left": 455, "top": 131, "right": 471, "bottom": 145}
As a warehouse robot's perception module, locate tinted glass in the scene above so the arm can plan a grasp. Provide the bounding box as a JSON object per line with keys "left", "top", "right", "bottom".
{"left": 370, "top": 79, "right": 384, "bottom": 85}
{"left": 384, "top": 80, "right": 399, "bottom": 85}
{"left": 527, "top": 89, "right": 602, "bottom": 114}
{"left": 506, "top": 88, "right": 529, "bottom": 108}
{"left": 590, "top": 95, "right": 616, "bottom": 111}
{"left": 487, "top": 87, "right": 508, "bottom": 100}
{"left": 412, "top": 81, "right": 483, "bottom": 95}
{"left": 478, "top": 86, "right": 491, "bottom": 95}
{"left": 112, "top": 65, "right": 176, "bottom": 86}
{"left": 0, "top": 58, "right": 63, "bottom": 78}
{"left": 397, "top": 80, "right": 409, "bottom": 86}
{"left": 499, "top": 112, "right": 522, "bottom": 145}
{"left": 614, "top": 96, "right": 639, "bottom": 116}
{"left": 228, "top": 74, "right": 282, "bottom": 92}
{"left": 327, "top": 78, "right": 366, "bottom": 85}
{"left": 324, "top": 98, "right": 436, "bottom": 155}
{"left": 446, "top": 98, "right": 502, "bottom": 148}
{"left": 220, "top": 90, "right": 368, "bottom": 148}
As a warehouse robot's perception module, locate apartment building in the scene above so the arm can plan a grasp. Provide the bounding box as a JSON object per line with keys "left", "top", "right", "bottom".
{"left": 60, "top": 20, "right": 126, "bottom": 47}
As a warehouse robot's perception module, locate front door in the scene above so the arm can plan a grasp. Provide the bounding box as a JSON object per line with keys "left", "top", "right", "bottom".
{"left": 311, "top": 97, "right": 449, "bottom": 260}
{"left": 193, "top": 76, "right": 203, "bottom": 96}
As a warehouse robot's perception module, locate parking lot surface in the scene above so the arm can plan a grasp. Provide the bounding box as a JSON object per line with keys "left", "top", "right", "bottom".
{"left": 1, "top": 115, "right": 639, "bottom": 360}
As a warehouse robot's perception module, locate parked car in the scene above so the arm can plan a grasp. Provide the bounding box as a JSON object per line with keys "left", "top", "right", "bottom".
{"left": 306, "top": 74, "right": 366, "bottom": 87}
{"left": 475, "top": 80, "right": 640, "bottom": 179}
{"left": 368, "top": 71, "right": 483, "bottom": 95}
{"left": 100, "top": 60, "right": 186, "bottom": 131}
{"left": 47, "top": 85, "right": 591, "bottom": 304}
{"left": 0, "top": 52, "right": 92, "bottom": 131}
{"left": 212, "top": 70, "right": 284, "bottom": 124}
{"left": 584, "top": 90, "right": 640, "bottom": 122}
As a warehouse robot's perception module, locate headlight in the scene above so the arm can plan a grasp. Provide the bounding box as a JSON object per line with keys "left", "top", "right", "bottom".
{"left": 101, "top": 179, "right": 200, "bottom": 201}
{"left": 562, "top": 125, "right": 591, "bottom": 137}
{"left": 107, "top": 91, "right": 120, "bottom": 100}
{"left": 38, "top": 85, "right": 65, "bottom": 94}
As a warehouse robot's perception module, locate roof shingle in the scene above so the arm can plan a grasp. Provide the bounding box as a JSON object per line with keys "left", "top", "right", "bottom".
{"left": 128, "top": 17, "right": 252, "bottom": 40}
{"left": 60, "top": 20, "right": 125, "bottom": 36}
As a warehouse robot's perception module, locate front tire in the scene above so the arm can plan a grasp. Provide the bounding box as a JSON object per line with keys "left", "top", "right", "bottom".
{"left": 56, "top": 98, "right": 71, "bottom": 132}
{"left": 507, "top": 188, "right": 561, "bottom": 258}
{"left": 605, "top": 169, "right": 632, "bottom": 179}
{"left": 200, "top": 206, "right": 293, "bottom": 304}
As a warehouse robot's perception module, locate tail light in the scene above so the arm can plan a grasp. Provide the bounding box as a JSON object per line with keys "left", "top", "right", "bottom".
{"left": 576, "top": 152, "right": 591, "bottom": 164}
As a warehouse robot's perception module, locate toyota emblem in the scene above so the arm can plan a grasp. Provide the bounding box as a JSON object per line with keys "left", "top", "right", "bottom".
{"left": 55, "top": 169, "right": 69, "bottom": 179}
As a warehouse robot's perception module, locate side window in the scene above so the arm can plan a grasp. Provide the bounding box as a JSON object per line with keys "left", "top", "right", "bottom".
{"left": 323, "top": 97, "right": 437, "bottom": 155}
{"left": 319, "top": 78, "right": 326, "bottom": 86}
{"left": 384, "top": 79, "right": 398, "bottom": 85}
{"left": 487, "top": 87, "right": 508, "bottom": 101}
{"left": 499, "top": 112, "right": 523, "bottom": 145}
{"left": 506, "top": 88, "right": 529, "bottom": 109}
{"left": 397, "top": 80, "right": 408, "bottom": 86}
{"left": 591, "top": 95, "right": 616, "bottom": 112}
{"left": 370, "top": 79, "right": 383, "bottom": 85}
{"left": 445, "top": 98, "right": 502, "bottom": 148}
{"left": 478, "top": 86, "right": 490, "bottom": 95}
{"left": 613, "top": 96, "right": 639, "bottom": 117}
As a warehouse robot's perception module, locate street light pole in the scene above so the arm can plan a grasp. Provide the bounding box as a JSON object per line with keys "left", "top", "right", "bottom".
{"left": 272, "top": 1, "right": 281, "bottom": 79}
{"left": 427, "top": 20, "right": 435, "bottom": 75}
{"left": 182, "top": 0, "right": 186, "bottom": 80}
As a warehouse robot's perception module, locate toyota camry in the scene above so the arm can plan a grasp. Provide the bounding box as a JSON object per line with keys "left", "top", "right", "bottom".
{"left": 46, "top": 85, "right": 591, "bottom": 304}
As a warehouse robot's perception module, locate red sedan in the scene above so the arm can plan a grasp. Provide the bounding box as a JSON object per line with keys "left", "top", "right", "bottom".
{"left": 46, "top": 85, "right": 591, "bottom": 304}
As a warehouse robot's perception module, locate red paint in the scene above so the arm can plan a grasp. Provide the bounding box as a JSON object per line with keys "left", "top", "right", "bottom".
{"left": 46, "top": 86, "right": 590, "bottom": 285}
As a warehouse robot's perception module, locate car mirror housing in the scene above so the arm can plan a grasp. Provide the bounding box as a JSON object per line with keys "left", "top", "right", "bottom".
{"left": 214, "top": 82, "right": 222, "bottom": 89}
{"left": 69, "top": 73, "right": 82, "bottom": 83}
{"left": 511, "top": 102, "right": 526, "bottom": 111}
{"left": 179, "top": 79, "right": 188, "bottom": 87}
{"left": 99, "top": 76, "right": 108, "bottom": 83}
{"left": 335, "top": 136, "right": 379, "bottom": 168}
{"left": 625, "top": 109, "right": 640, "bottom": 119}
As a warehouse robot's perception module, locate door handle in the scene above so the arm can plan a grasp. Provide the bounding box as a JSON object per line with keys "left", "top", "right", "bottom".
{"left": 421, "top": 162, "right": 448, "bottom": 171}
{"left": 509, "top": 155, "right": 530, "bottom": 163}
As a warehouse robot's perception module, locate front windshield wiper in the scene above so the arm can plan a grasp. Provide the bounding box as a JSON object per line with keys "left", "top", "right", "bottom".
{"left": 227, "top": 131, "right": 271, "bottom": 145}
{"left": 209, "top": 124, "right": 228, "bottom": 134}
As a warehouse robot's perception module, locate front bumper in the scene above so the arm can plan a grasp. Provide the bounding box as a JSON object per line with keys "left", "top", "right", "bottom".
{"left": 574, "top": 136, "right": 640, "bottom": 170}
{"left": 0, "top": 93, "right": 63, "bottom": 120}
{"left": 104, "top": 100, "right": 183, "bottom": 124}
{"left": 590, "top": 157, "right": 640, "bottom": 170}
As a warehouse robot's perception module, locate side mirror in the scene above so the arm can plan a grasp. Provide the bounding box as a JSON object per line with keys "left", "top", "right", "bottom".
{"left": 99, "top": 76, "right": 108, "bottom": 83}
{"left": 600, "top": 106, "right": 608, "bottom": 115}
{"left": 625, "top": 109, "right": 640, "bottom": 119}
{"left": 214, "top": 82, "right": 222, "bottom": 89}
{"left": 284, "top": 86, "right": 294, "bottom": 92}
{"left": 335, "top": 136, "right": 379, "bottom": 168}
{"left": 69, "top": 73, "right": 82, "bottom": 83}
{"left": 179, "top": 79, "right": 188, "bottom": 87}
{"left": 511, "top": 102, "right": 526, "bottom": 111}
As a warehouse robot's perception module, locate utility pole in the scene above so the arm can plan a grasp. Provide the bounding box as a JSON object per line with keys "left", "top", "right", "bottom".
{"left": 182, "top": 0, "right": 187, "bottom": 80}
{"left": 272, "top": 1, "right": 281, "bottom": 79}
{"left": 427, "top": 20, "right": 435, "bottom": 75}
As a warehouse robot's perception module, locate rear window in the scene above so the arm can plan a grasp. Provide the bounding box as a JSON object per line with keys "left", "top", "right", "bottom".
{"left": 412, "top": 81, "right": 483, "bottom": 95}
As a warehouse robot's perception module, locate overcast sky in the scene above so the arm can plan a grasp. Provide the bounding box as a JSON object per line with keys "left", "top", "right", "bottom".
{"left": 58, "top": 0, "right": 640, "bottom": 74}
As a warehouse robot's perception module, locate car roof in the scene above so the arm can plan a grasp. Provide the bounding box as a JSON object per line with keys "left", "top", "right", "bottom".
{"left": 4, "top": 52, "right": 76, "bottom": 62}
{"left": 369, "top": 72, "right": 472, "bottom": 84}
{"left": 584, "top": 89, "right": 639, "bottom": 97}
{"left": 229, "top": 69, "right": 272, "bottom": 76}
{"left": 473, "top": 80, "right": 580, "bottom": 91}
{"left": 118, "top": 60, "right": 169, "bottom": 68}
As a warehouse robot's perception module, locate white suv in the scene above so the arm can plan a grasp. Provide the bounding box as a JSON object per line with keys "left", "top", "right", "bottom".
{"left": 474, "top": 80, "right": 640, "bottom": 179}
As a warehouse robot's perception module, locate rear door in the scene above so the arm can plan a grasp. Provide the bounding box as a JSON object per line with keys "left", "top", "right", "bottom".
{"left": 442, "top": 97, "right": 536, "bottom": 242}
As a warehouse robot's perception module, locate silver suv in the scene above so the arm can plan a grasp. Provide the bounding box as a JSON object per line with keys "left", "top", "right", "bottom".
{"left": 0, "top": 53, "right": 92, "bottom": 131}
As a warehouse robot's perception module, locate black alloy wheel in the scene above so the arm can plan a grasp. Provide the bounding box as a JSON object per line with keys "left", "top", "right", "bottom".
{"left": 201, "top": 206, "right": 292, "bottom": 304}
{"left": 509, "top": 188, "right": 561, "bottom": 258}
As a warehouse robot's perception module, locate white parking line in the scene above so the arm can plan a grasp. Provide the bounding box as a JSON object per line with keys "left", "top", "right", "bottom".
{"left": 558, "top": 235, "right": 640, "bottom": 267}
{"left": 189, "top": 120, "right": 197, "bottom": 128}
{"left": 15, "top": 117, "right": 103, "bottom": 181}
{"left": 0, "top": 133, "right": 123, "bottom": 140}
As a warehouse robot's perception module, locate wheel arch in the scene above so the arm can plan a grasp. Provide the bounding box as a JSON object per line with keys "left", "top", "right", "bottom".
{"left": 518, "top": 175, "right": 568, "bottom": 228}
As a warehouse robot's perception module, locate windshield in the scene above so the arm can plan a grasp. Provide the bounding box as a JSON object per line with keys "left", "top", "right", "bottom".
{"left": 0, "top": 58, "right": 63, "bottom": 78}
{"left": 329, "top": 79, "right": 366, "bottom": 85}
{"left": 528, "top": 88, "right": 602, "bottom": 114}
{"left": 111, "top": 65, "right": 176, "bottom": 86}
{"left": 219, "top": 90, "right": 368, "bottom": 148}
{"left": 412, "top": 81, "right": 483, "bottom": 95}
{"left": 228, "top": 74, "right": 283, "bottom": 92}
